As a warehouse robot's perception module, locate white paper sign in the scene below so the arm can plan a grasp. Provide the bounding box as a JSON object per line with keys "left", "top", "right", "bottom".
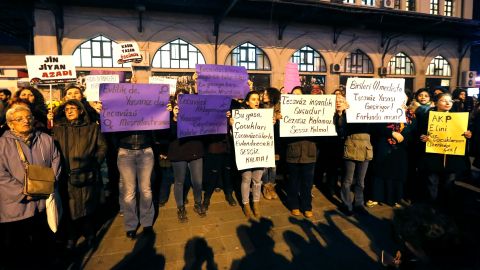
{"left": 26, "top": 55, "right": 76, "bottom": 84}
{"left": 232, "top": 108, "right": 275, "bottom": 170}
{"left": 346, "top": 78, "right": 406, "bottom": 123}
{"left": 280, "top": 94, "right": 337, "bottom": 137}
{"left": 85, "top": 75, "right": 119, "bottom": 101}
{"left": 149, "top": 77, "right": 177, "bottom": 95}
{"left": 114, "top": 42, "right": 142, "bottom": 64}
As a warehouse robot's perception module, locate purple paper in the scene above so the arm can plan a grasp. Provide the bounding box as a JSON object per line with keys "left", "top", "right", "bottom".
{"left": 100, "top": 83, "right": 170, "bottom": 132}
{"left": 177, "top": 94, "right": 231, "bottom": 138}
{"left": 196, "top": 64, "right": 249, "bottom": 99}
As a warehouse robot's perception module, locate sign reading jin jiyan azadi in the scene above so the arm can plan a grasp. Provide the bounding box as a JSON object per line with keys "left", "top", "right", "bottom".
{"left": 26, "top": 55, "right": 77, "bottom": 84}
{"left": 426, "top": 111, "right": 469, "bottom": 156}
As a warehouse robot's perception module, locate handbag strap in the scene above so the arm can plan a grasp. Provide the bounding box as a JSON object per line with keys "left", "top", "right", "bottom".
{"left": 15, "top": 140, "right": 29, "bottom": 166}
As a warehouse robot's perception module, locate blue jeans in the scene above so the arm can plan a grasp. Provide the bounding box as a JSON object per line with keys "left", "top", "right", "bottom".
{"left": 172, "top": 158, "right": 203, "bottom": 207}
{"left": 117, "top": 147, "right": 155, "bottom": 231}
{"left": 241, "top": 169, "right": 264, "bottom": 204}
{"left": 341, "top": 160, "right": 369, "bottom": 211}
{"left": 262, "top": 167, "right": 276, "bottom": 185}
{"left": 287, "top": 163, "right": 315, "bottom": 211}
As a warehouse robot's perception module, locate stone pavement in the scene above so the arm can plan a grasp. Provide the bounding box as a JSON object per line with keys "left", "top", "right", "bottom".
{"left": 81, "top": 187, "right": 397, "bottom": 270}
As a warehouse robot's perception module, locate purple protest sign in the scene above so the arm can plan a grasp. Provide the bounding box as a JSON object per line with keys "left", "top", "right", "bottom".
{"left": 100, "top": 83, "right": 170, "bottom": 132}
{"left": 177, "top": 94, "right": 231, "bottom": 138}
{"left": 196, "top": 64, "right": 249, "bottom": 99}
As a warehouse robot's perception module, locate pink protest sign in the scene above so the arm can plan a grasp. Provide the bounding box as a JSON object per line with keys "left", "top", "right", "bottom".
{"left": 283, "top": 62, "right": 300, "bottom": 94}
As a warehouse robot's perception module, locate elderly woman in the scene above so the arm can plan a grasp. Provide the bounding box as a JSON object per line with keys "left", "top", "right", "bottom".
{"left": 52, "top": 99, "right": 107, "bottom": 249}
{"left": 0, "top": 105, "right": 61, "bottom": 268}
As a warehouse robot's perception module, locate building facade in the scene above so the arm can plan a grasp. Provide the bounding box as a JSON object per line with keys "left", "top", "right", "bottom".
{"left": 1, "top": 0, "right": 479, "bottom": 93}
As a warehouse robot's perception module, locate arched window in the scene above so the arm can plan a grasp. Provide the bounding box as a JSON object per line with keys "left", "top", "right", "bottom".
{"left": 291, "top": 46, "right": 327, "bottom": 72}
{"left": 225, "top": 42, "right": 271, "bottom": 70}
{"left": 73, "top": 35, "right": 130, "bottom": 68}
{"left": 388, "top": 52, "right": 415, "bottom": 75}
{"left": 151, "top": 39, "right": 205, "bottom": 69}
{"left": 343, "top": 49, "right": 374, "bottom": 74}
{"left": 426, "top": 55, "right": 451, "bottom": 76}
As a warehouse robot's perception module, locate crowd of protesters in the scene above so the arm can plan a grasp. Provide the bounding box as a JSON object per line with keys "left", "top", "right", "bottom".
{"left": 0, "top": 80, "right": 479, "bottom": 269}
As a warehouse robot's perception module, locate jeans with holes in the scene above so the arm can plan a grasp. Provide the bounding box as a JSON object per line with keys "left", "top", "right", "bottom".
{"left": 241, "top": 169, "right": 264, "bottom": 204}
{"left": 341, "top": 160, "right": 369, "bottom": 211}
{"left": 172, "top": 158, "right": 203, "bottom": 207}
{"left": 117, "top": 147, "right": 155, "bottom": 231}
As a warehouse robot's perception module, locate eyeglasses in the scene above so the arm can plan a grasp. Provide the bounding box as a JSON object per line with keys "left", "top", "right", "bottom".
{"left": 12, "top": 116, "right": 33, "bottom": 123}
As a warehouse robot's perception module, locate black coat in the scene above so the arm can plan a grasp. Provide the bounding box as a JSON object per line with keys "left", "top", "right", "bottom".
{"left": 52, "top": 100, "right": 107, "bottom": 220}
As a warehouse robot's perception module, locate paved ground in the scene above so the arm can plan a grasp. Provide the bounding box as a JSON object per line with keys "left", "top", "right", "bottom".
{"left": 79, "top": 186, "right": 398, "bottom": 270}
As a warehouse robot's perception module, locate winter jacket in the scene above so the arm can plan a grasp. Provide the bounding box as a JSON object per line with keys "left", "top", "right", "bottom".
{"left": 52, "top": 100, "right": 107, "bottom": 220}
{"left": 285, "top": 138, "right": 317, "bottom": 164}
{"left": 0, "top": 130, "right": 61, "bottom": 223}
{"left": 167, "top": 120, "right": 204, "bottom": 162}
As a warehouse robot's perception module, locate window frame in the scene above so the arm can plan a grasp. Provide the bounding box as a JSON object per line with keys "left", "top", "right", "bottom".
{"left": 73, "top": 35, "right": 130, "bottom": 68}
{"left": 426, "top": 55, "right": 451, "bottom": 77}
{"left": 388, "top": 52, "right": 415, "bottom": 75}
{"left": 343, "top": 49, "right": 374, "bottom": 74}
{"left": 430, "top": 0, "right": 439, "bottom": 15}
{"left": 151, "top": 38, "right": 205, "bottom": 69}
{"left": 225, "top": 42, "right": 271, "bottom": 71}
{"left": 291, "top": 46, "right": 327, "bottom": 73}
{"left": 444, "top": 0, "right": 454, "bottom": 16}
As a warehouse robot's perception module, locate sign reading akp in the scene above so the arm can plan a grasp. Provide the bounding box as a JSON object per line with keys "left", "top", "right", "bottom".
{"left": 177, "top": 94, "right": 231, "bottom": 138}
{"left": 84, "top": 75, "right": 119, "bottom": 101}
{"left": 99, "top": 83, "right": 170, "bottom": 132}
{"left": 346, "top": 78, "right": 406, "bottom": 123}
{"left": 280, "top": 94, "right": 337, "bottom": 137}
{"left": 114, "top": 42, "right": 142, "bottom": 64}
{"left": 232, "top": 108, "right": 275, "bottom": 170}
{"left": 26, "top": 55, "right": 76, "bottom": 84}
{"left": 426, "top": 111, "right": 469, "bottom": 155}
{"left": 196, "top": 64, "right": 249, "bottom": 99}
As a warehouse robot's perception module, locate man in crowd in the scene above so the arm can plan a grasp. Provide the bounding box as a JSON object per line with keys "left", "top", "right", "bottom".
{"left": 0, "top": 89, "right": 12, "bottom": 136}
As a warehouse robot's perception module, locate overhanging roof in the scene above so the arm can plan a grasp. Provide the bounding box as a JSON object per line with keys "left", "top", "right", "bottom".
{"left": 1, "top": 0, "right": 480, "bottom": 52}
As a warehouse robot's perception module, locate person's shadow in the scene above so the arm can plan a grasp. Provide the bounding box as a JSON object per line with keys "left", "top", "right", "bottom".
{"left": 182, "top": 237, "right": 218, "bottom": 270}
{"left": 284, "top": 212, "right": 381, "bottom": 270}
{"left": 231, "top": 217, "right": 293, "bottom": 270}
{"left": 111, "top": 231, "right": 165, "bottom": 270}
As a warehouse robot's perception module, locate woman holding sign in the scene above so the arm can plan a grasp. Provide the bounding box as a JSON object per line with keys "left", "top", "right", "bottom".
{"left": 419, "top": 93, "right": 472, "bottom": 205}
{"left": 335, "top": 95, "right": 373, "bottom": 216}
{"left": 229, "top": 91, "right": 268, "bottom": 218}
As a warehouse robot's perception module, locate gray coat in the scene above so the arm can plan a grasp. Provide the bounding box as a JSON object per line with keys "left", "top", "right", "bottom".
{"left": 0, "top": 130, "right": 61, "bottom": 223}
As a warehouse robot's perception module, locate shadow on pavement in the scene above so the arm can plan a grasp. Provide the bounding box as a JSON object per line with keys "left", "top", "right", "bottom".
{"left": 231, "top": 217, "right": 293, "bottom": 270}
{"left": 111, "top": 231, "right": 165, "bottom": 270}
